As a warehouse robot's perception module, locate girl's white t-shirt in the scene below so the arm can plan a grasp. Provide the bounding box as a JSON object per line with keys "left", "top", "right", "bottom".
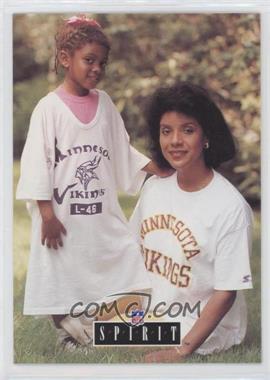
{"left": 129, "top": 171, "right": 253, "bottom": 354}
{"left": 16, "top": 90, "right": 151, "bottom": 315}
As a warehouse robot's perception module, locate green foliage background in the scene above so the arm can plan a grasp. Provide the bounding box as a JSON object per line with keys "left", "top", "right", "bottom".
{"left": 13, "top": 13, "right": 260, "bottom": 203}
{"left": 13, "top": 13, "right": 261, "bottom": 363}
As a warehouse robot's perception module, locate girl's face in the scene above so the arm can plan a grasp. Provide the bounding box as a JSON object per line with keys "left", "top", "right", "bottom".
{"left": 61, "top": 42, "right": 108, "bottom": 96}
{"left": 159, "top": 111, "right": 208, "bottom": 173}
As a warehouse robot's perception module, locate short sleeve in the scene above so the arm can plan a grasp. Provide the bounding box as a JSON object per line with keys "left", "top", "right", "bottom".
{"left": 16, "top": 101, "right": 55, "bottom": 201}
{"left": 129, "top": 195, "right": 143, "bottom": 244}
{"left": 129, "top": 177, "right": 156, "bottom": 242}
{"left": 214, "top": 205, "right": 253, "bottom": 290}
{"left": 105, "top": 93, "right": 150, "bottom": 194}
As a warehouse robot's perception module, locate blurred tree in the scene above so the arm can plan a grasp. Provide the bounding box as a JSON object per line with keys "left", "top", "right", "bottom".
{"left": 13, "top": 15, "right": 46, "bottom": 81}
{"left": 13, "top": 76, "right": 49, "bottom": 157}
{"left": 13, "top": 13, "right": 260, "bottom": 203}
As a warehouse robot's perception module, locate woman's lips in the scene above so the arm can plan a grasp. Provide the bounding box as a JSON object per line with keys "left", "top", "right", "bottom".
{"left": 169, "top": 150, "right": 187, "bottom": 159}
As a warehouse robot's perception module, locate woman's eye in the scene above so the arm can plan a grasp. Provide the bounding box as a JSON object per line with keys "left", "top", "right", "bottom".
{"left": 161, "top": 128, "right": 170, "bottom": 135}
{"left": 183, "top": 127, "right": 194, "bottom": 134}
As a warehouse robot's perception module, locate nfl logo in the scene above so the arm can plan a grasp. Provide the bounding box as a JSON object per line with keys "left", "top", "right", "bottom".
{"left": 131, "top": 309, "right": 144, "bottom": 326}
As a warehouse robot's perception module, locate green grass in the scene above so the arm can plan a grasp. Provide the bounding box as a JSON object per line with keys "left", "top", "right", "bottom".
{"left": 13, "top": 161, "right": 261, "bottom": 364}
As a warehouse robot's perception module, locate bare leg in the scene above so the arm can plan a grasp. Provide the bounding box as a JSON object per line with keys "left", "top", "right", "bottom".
{"left": 52, "top": 314, "right": 67, "bottom": 328}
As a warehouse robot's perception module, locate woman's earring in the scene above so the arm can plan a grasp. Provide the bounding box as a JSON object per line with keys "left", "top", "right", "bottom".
{"left": 204, "top": 141, "right": 210, "bottom": 149}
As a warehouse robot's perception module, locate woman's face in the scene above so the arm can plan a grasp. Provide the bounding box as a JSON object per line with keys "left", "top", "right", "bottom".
{"left": 159, "top": 111, "right": 208, "bottom": 173}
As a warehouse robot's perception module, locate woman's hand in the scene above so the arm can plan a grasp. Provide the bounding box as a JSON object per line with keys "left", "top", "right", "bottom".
{"left": 37, "top": 200, "right": 67, "bottom": 249}
{"left": 144, "top": 290, "right": 236, "bottom": 363}
{"left": 144, "top": 346, "right": 189, "bottom": 363}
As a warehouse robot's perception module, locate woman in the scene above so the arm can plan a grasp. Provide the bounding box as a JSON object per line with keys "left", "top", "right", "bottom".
{"left": 130, "top": 82, "right": 253, "bottom": 362}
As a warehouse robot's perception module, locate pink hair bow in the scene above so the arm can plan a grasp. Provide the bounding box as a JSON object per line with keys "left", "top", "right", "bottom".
{"left": 66, "top": 15, "right": 101, "bottom": 28}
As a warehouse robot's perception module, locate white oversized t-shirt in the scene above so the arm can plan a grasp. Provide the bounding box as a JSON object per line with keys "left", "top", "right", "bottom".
{"left": 129, "top": 171, "right": 253, "bottom": 354}
{"left": 16, "top": 90, "right": 151, "bottom": 315}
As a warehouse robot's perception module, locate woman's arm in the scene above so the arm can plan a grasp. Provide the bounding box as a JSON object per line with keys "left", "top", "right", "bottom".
{"left": 144, "top": 290, "right": 236, "bottom": 363}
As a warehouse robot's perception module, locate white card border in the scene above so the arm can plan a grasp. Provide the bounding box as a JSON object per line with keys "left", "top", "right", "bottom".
{"left": 1, "top": 1, "right": 269, "bottom": 379}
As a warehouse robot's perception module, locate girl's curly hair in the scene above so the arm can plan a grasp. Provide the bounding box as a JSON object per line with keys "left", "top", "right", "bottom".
{"left": 54, "top": 17, "right": 111, "bottom": 73}
{"left": 145, "top": 81, "right": 236, "bottom": 169}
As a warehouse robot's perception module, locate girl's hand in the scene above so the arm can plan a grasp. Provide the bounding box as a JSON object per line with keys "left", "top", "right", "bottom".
{"left": 156, "top": 167, "right": 175, "bottom": 178}
{"left": 41, "top": 216, "right": 67, "bottom": 249}
{"left": 37, "top": 200, "right": 67, "bottom": 249}
{"left": 144, "top": 346, "right": 189, "bottom": 363}
{"left": 143, "top": 160, "right": 174, "bottom": 178}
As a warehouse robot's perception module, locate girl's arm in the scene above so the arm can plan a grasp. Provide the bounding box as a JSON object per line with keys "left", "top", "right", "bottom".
{"left": 143, "top": 160, "right": 174, "bottom": 177}
{"left": 37, "top": 200, "right": 67, "bottom": 250}
{"left": 144, "top": 289, "right": 236, "bottom": 362}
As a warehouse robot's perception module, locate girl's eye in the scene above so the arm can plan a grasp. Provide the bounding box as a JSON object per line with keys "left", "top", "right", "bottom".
{"left": 84, "top": 58, "right": 107, "bottom": 69}
{"left": 85, "top": 58, "right": 95, "bottom": 64}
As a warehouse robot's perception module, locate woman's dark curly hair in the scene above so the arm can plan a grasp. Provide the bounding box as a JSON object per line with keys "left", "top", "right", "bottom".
{"left": 145, "top": 81, "right": 236, "bottom": 169}
{"left": 55, "top": 17, "right": 111, "bottom": 73}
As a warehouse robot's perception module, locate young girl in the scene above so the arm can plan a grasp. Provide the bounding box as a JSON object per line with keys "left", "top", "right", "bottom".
{"left": 130, "top": 82, "right": 253, "bottom": 362}
{"left": 16, "top": 15, "right": 166, "bottom": 349}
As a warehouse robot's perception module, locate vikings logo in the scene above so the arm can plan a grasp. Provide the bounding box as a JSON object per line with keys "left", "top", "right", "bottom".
{"left": 75, "top": 156, "right": 101, "bottom": 190}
